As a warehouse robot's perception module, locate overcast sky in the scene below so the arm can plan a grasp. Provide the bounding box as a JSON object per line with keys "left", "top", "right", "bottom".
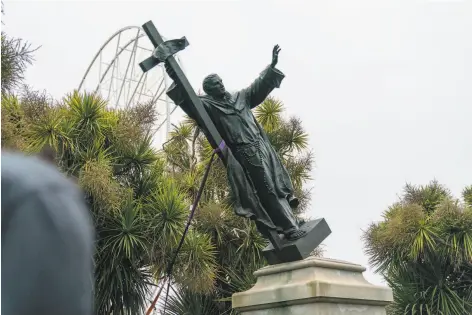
{"left": 3, "top": 0, "right": 471, "bottom": 286}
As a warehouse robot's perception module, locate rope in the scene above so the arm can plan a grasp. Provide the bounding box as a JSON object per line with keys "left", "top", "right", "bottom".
{"left": 145, "top": 279, "right": 167, "bottom": 315}
{"left": 146, "top": 141, "right": 225, "bottom": 315}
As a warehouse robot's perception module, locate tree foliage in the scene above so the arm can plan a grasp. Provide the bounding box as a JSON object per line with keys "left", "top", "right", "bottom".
{"left": 363, "top": 180, "right": 472, "bottom": 315}
{"left": 2, "top": 90, "right": 318, "bottom": 314}
{"left": 1, "top": 91, "right": 221, "bottom": 314}
{"left": 1, "top": 32, "right": 39, "bottom": 94}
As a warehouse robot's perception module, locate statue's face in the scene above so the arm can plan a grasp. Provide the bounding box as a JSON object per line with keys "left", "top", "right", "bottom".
{"left": 205, "top": 75, "right": 226, "bottom": 97}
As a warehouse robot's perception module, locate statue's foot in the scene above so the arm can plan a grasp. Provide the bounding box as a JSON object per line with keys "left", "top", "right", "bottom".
{"left": 288, "top": 195, "right": 300, "bottom": 209}
{"left": 285, "top": 228, "right": 307, "bottom": 241}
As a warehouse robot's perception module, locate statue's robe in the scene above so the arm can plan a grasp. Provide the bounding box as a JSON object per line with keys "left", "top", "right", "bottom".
{"left": 167, "top": 66, "right": 299, "bottom": 236}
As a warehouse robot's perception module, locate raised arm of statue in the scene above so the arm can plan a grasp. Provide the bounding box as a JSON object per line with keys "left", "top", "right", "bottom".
{"left": 245, "top": 45, "right": 285, "bottom": 109}
{"left": 245, "top": 66, "right": 285, "bottom": 109}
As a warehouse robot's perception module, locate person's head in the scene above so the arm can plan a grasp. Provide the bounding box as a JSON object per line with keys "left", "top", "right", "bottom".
{"left": 202, "top": 74, "right": 226, "bottom": 97}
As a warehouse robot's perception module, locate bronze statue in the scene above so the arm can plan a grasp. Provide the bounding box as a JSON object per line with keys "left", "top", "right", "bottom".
{"left": 139, "top": 21, "right": 330, "bottom": 264}
{"left": 164, "top": 45, "right": 306, "bottom": 241}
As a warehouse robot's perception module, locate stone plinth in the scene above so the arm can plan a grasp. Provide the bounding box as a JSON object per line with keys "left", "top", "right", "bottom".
{"left": 232, "top": 257, "right": 393, "bottom": 315}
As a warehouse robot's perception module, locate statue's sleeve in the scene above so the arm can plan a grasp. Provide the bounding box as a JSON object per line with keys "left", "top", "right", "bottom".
{"left": 245, "top": 66, "right": 285, "bottom": 109}
{"left": 167, "top": 82, "right": 198, "bottom": 121}
{"left": 166, "top": 82, "right": 209, "bottom": 137}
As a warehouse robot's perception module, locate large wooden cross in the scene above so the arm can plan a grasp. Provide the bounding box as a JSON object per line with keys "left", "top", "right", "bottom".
{"left": 138, "top": 20, "right": 302, "bottom": 256}
{"left": 138, "top": 21, "right": 227, "bottom": 160}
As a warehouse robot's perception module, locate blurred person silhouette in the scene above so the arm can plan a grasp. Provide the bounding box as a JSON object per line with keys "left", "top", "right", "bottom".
{"left": 1, "top": 149, "right": 94, "bottom": 315}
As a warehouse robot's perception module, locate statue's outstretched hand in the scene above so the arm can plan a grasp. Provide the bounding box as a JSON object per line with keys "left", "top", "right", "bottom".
{"left": 271, "top": 45, "right": 281, "bottom": 68}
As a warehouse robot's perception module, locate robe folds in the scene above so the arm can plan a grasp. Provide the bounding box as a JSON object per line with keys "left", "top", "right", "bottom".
{"left": 167, "top": 66, "right": 299, "bottom": 236}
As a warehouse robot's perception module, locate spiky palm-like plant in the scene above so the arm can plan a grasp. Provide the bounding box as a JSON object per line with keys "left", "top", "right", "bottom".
{"left": 364, "top": 180, "right": 472, "bottom": 315}
{"left": 2, "top": 90, "right": 219, "bottom": 314}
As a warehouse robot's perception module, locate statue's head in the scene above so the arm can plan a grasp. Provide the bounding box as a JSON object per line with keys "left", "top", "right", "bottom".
{"left": 202, "top": 74, "right": 226, "bottom": 97}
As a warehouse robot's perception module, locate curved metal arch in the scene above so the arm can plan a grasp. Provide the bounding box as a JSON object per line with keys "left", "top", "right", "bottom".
{"left": 78, "top": 26, "right": 141, "bottom": 91}
{"left": 79, "top": 25, "right": 188, "bottom": 142}
{"left": 93, "top": 35, "right": 173, "bottom": 110}
{"left": 115, "top": 28, "right": 141, "bottom": 106}
{"left": 94, "top": 34, "right": 146, "bottom": 93}
{"left": 79, "top": 25, "right": 186, "bottom": 93}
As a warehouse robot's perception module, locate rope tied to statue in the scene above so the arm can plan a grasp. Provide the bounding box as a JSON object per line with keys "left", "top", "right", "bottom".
{"left": 146, "top": 141, "right": 226, "bottom": 315}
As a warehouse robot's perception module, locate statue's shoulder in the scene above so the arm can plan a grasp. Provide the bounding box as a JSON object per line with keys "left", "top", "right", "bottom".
{"left": 199, "top": 94, "right": 212, "bottom": 102}
{"left": 199, "top": 93, "right": 244, "bottom": 114}
{"left": 199, "top": 95, "right": 213, "bottom": 108}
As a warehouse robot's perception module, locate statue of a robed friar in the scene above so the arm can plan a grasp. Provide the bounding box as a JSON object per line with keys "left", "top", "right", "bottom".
{"left": 164, "top": 46, "right": 307, "bottom": 241}
{"left": 139, "top": 20, "right": 330, "bottom": 264}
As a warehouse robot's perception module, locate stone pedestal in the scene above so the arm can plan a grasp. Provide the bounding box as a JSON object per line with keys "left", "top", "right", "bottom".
{"left": 232, "top": 257, "right": 393, "bottom": 315}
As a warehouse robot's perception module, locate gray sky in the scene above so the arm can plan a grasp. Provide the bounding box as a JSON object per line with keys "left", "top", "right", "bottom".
{"left": 3, "top": 0, "right": 472, "bottom": 286}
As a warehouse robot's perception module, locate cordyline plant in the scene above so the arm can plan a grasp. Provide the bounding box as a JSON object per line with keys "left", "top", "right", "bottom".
{"left": 364, "top": 180, "right": 472, "bottom": 315}
{"left": 2, "top": 90, "right": 219, "bottom": 314}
